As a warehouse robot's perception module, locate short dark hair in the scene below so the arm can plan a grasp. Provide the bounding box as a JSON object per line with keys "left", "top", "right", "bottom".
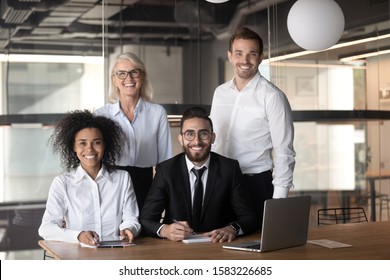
{"left": 180, "top": 107, "right": 213, "bottom": 132}
{"left": 229, "top": 26, "right": 263, "bottom": 54}
{"left": 50, "top": 109, "right": 124, "bottom": 171}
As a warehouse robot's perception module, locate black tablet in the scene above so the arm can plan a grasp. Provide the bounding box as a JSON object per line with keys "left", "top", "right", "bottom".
{"left": 97, "top": 240, "right": 134, "bottom": 248}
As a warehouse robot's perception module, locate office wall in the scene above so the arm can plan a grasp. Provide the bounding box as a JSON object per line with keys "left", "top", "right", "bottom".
{"left": 367, "top": 53, "right": 390, "bottom": 171}
{"left": 114, "top": 45, "right": 184, "bottom": 105}
{"left": 0, "top": 59, "right": 104, "bottom": 202}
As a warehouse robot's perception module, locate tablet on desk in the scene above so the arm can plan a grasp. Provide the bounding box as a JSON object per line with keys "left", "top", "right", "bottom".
{"left": 80, "top": 236, "right": 135, "bottom": 248}
{"left": 97, "top": 240, "right": 135, "bottom": 248}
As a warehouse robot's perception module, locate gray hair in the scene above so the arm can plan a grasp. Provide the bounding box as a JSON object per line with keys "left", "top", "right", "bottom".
{"left": 108, "top": 52, "right": 153, "bottom": 102}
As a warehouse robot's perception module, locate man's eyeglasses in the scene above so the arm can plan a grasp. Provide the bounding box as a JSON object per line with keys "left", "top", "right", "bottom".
{"left": 114, "top": 69, "right": 142, "bottom": 79}
{"left": 181, "top": 129, "right": 211, "bottom": 141}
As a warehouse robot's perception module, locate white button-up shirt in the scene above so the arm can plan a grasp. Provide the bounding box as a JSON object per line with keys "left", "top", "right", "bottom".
{"left": 185, "top": 155, "right": 210, "bottom": 206}
{"left": 95, "top": 98, "right": 172, "bottom": 167}
{"left": 210, "top": 72, "right": 295, "bottom": 198}
{"left": 39, "top": 165, "right": 141, "bottom": 243}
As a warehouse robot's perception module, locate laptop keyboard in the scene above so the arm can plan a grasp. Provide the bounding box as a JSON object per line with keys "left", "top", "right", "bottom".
{"left": 244, "top": 243, "right": 261, "bottom": 250}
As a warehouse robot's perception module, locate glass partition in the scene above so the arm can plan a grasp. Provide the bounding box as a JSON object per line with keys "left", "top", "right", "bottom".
{"left": 0, "top": 0, "right": 389, "bottom": 258}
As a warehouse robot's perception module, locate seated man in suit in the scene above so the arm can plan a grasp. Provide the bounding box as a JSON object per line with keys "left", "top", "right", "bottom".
{"left": 140, "top": 107, "right": 257, "bottom": 242}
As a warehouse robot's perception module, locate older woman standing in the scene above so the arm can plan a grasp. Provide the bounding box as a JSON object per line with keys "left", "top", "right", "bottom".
{"left": 95, "top": 52, "right": 172, "bottom": 210}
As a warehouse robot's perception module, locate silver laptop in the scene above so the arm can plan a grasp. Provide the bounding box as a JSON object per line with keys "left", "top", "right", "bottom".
{"left": 223, "top": 195, "right": 311, "bottom": 253}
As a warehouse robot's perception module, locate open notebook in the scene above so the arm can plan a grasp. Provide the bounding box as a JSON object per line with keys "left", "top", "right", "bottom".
{"left": 182, "top": 234, "right": 211, "bottom": 244}
{"left": 223, "top": 195, "right": 311, "bottom": 253}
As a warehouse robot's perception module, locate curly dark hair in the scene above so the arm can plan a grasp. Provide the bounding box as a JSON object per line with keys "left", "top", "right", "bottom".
{"left": 50, "top": 109, "right": 124, "bottom": 172}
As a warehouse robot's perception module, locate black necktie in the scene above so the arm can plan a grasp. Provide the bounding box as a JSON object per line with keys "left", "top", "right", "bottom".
{"left": 191, "top": 166, "right": 206, "bottom": 231}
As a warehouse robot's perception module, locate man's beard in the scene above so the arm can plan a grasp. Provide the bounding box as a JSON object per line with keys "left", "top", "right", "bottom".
{"left": 236, "top": 64, "right": 257, "bottom": 80}
{"left": 183, "top": 144, "right": 211, "bottom": 164}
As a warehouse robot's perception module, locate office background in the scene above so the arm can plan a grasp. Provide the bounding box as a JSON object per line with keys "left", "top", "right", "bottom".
{"left": 0, "top": 0, "right": 389, "bottom": 259}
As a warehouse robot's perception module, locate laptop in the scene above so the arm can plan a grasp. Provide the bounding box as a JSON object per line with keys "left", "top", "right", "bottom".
{"left": 223, "top": 195, "right": 311, "bottom": 253}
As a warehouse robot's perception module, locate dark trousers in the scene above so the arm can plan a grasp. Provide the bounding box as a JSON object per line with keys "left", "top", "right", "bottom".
{"left": 243, "top": 170, "right": 274, "bottom": 229}
{"left": 111, "top": 165, "right": 153, "bottom": 211}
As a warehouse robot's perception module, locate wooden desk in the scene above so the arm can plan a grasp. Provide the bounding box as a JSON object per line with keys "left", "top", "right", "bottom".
{"left": 39, "top": 222, "right": 390, "bottom": 260}
{"left": 365, "top": 170, "right": 390, "bottom": 221}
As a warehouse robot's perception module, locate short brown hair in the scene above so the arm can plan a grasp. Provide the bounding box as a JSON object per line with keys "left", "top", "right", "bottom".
{"left": 229, "top": 26, "right": 263, "bottom": 54}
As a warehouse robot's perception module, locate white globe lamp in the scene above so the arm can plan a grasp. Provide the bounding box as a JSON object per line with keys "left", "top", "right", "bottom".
{"left": 205, "top": 0, "right": 229, "bottom": 3}
{"left": 287, "top": 0, "right": 345, "bottom": 51}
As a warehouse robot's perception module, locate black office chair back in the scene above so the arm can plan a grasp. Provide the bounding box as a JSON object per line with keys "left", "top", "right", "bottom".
{"left": 317, "top": 207, "right": 368, "bottom": 225}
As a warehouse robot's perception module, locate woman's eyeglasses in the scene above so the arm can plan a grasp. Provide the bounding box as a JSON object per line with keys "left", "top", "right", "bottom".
{"left": 114, "top": 69, "right": 142, "bottom": 79}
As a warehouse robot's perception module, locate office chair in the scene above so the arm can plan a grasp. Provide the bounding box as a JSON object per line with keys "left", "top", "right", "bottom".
{"left": 317, "top": 207, "right": 368, "bottom": 225}
{"left": 380, "top": 195, "right": 390, "bottom": 221}
{"left": 356, "top": 179, "right": 390, "bottom": 221}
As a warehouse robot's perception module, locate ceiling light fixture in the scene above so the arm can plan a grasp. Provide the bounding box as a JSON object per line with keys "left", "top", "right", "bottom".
{"left": 205, "top": 0, "right": 229, "bottom": 3}
{"left": 0, "top": 54, "right": 103, "bottom": 64}
{"left": 263, "top": 33, "right": 390, "bottom": 63}
{"left": 340, "top": 49, "right": 390, "bottom": 62}
{"left": 287, "top": 0, "right": 345, "bottom": 51}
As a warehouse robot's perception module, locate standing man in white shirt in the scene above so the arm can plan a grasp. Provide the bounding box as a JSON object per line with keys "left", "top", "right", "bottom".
{"left": 210, "top": 26, "right": 296, "bottom": 228}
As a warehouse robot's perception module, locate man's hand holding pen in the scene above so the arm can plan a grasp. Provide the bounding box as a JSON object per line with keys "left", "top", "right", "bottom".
{"left": 160, "top": 219, "right": 194, "bottom": 242}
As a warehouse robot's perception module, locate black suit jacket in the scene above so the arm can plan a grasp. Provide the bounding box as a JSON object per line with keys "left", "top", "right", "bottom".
{"left": 140, "top": 152, "right": 257, "bottom": 237}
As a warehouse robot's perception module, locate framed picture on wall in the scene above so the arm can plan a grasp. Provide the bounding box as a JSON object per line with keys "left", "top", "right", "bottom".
{"left": 296, "top": 77, "right": 316, "bottom": 96}
{"left": 380, "top": 87, "right": 390, "bottom": 99}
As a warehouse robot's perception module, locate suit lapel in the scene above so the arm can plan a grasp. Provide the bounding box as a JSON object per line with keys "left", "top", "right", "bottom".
{"left": 202, "top": 153, "right": 219, "bottom": 219}
{"left": 178, "top": 154, "right": 193, "bottom": 220}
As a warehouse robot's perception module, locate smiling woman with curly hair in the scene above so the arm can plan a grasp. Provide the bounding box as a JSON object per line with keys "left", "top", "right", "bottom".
{"left": 39, "top": 110, "right": 141, "bottom": 246}
{"left": 50, "top": 109, "right": 124, "bottom": 172}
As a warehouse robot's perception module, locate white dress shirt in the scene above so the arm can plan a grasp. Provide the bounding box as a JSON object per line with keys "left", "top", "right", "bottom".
{"left": 210, "top": 72, "right": 296, "bottom": 198}
{"left": 95, "top": 98, "right": 173, "bottom": 167}
{"left": 184, "top": 155, "right": 210, "bottom": 207}
{"left": 39, "top": 165, "right": 141, "bottom": 243}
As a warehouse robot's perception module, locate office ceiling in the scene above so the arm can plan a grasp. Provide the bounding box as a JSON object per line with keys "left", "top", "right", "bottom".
{"left": 0, "top": 0, "right": 389, "bottom": 60}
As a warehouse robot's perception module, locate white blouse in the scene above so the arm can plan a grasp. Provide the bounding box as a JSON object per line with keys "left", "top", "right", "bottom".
{"left": 95, "top": 98, "right": 173, "bottom": 167}
{"left": 39, "top": 165, "right": 141, "bottom": 243}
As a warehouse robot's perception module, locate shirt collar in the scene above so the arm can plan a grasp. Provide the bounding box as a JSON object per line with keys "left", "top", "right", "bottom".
{"left": 114, "top": 98, "right": 145, "bottom": 116}
{"left": 230, "top": 71, "right": 261, "bottom": 91}
{"left": 184, "top": 154, "right": 211, "bottom": 174}
{"left": 135, "top": 97, "right": 145, "bottom": 113}
{"left": 74, "top": 165, "right": 111, "bottom": 183}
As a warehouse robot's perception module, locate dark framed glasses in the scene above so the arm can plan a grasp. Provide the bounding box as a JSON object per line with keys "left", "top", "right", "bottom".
{"left": 114, "top": 69, "right": 142, "bottom": 79}
{"left": 181, "top": 129, "right": 211, "bottom": 141}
